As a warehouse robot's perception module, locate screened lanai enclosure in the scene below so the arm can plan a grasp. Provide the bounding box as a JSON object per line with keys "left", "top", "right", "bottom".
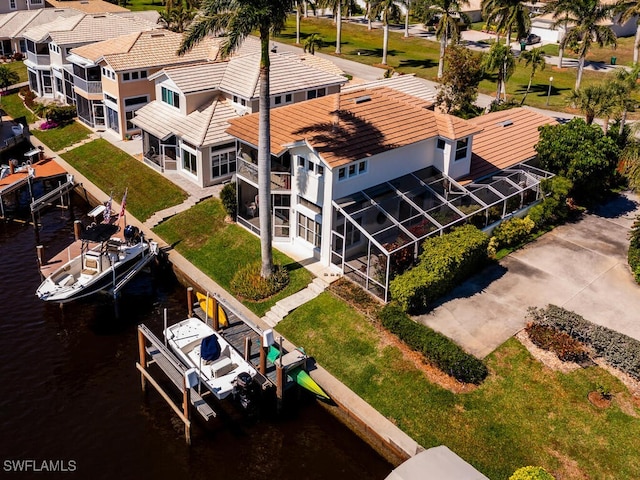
{"left": 331, "top": 165, "right": 553, "bottom": 302}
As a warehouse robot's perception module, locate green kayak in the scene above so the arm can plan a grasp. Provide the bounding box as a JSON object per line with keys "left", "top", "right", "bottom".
{"left": 267, "top": 345, "right": 330, "bottom": 400}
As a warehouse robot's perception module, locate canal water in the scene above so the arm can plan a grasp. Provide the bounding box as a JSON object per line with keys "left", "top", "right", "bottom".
{"left": 0, "top": 202, "right": 392, "bottom": 479}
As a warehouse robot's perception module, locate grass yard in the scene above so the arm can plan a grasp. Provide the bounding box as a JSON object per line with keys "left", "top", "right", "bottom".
{"left": 32, "top": 121, "right": 91, "bottom": 152}
{"left": 275, "top": 16, "right": 621, "bottom": 111}
{"left": 277, "top": 292, "right": 640, "bottom": 480}
{"left": 3, "top": 60, "right": 27, "bottom": 83}
{"left": 152, "top": 197, "right": 314, "bottom": 317}
{"left": 0, "top": 92, "right": 37, "bottom": 123}
{"left": 120, "top": 0, "right": 164, "bottom": 11}
{"left": 61, "top": 138, "right": 187, "bottom": 221}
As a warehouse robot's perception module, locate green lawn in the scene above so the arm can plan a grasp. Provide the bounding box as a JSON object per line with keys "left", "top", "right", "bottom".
{"left": 61, "top": 138, "right": 187, "bottom": 221}
{"left": 0, "top": 92, "right": 37, "bottom": 123}
{"left": 152, "top": 197, "right": 314, "bottom": 317}
{"left": 275, "top": 16, "right": 624, "bottom": 111}
{"left": 3, "top": 60, "right": 27, "bottom": 83}
{"left": 32, "top": 121, "right": 91, "bottom": 152}
{"left": 121, "top": 0, "right": 164, "bottom": 11}
{"left": 277, "top": 292, "right": 640, "bottom": 480}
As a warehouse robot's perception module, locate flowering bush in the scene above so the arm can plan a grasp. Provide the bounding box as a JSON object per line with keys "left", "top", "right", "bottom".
{"left": 40, "top": 120, "right": 59, "bottom": 130}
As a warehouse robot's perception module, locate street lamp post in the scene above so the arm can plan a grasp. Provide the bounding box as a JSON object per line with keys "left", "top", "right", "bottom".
{"left": 546, "top": 76, "right": 554, "bottom": 106}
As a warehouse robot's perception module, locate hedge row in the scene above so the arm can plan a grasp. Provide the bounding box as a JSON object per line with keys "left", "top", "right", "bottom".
{"left": 528, "top": 305, "right": 640, "bottom": 380}
{"left": 389, "top": 225, "right": 489, "bottom": 312}
{"left": 378, "top": 304, "right": 488, "bottom": 384}
{"left": 629, "top": 217, "right": 640, "bottom": 284}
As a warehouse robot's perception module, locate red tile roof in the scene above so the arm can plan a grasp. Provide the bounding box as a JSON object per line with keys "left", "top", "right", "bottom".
{"left": 461, "top": 107, "right": 558, "bottom": 183}
{"left": 226, "top": 87, "right": 482, "bottom": 168}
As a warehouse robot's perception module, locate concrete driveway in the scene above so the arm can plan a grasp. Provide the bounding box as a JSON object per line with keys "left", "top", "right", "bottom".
{"left": 414, "top": 193, "right": 640, "bottom": 359}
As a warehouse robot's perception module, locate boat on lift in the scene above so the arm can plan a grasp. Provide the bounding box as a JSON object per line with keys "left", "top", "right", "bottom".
{"left": 36, "top": 224, "right": 155, "bottom": 303}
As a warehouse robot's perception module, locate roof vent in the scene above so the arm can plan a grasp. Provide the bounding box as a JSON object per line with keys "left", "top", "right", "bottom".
{"left": 499, "top": 120, "right": 513, "bottom": 127}
{"left": 150, "top": 33, "right": 165, "bottom": 38}
{"left": 354, "top": 95, "right": 371, "bottom": 104}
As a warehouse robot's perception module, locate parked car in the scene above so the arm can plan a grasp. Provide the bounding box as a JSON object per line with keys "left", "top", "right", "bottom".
{"left": 523, "top": 33, "right": 541, "bottom": 45}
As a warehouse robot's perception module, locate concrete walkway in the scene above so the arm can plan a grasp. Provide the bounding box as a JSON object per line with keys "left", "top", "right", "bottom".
{"left": 415, "top": 192, "right": 640, "bottom": 359}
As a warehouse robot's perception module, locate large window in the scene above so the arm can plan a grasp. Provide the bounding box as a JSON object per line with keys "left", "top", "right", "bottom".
{"left": 107, "top": 107, "right": 119, "bottom": 133}
{"left": 161, "top": 87, "right": 180, "bottom": 108}
{"left": 211, "top": 143, "right": 236, "bottom": 179}
{"left": 124, "top": 95, "right": 148, "bottom": 131}
{"left": 297, "top": 213, "right": 321, "bottom": 248}
{"left": 455, "top": 138, "right": 469, "bottom": 161}
{"left": 182, "top": 145, "right": 197, "bottom": 175}
{"left": 307, "top": 88, "right": 326, "bottom": 100}
{"left": 10, "top": 0, "right": 16, "bottom": 10}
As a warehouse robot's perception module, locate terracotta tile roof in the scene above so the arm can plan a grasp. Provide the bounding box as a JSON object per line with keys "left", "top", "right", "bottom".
{"left": 24, "top": 11, "right": 159, "bottom": 44}
{"left": 45, "top": 0, "right": 129, "bottom": 13}
{"left": 227, "top": 87, "right": 481, "bottom": 168}
{"left": 343, "top": 74, "right": 437, "bottom": 105}
{"left": 461, "top": 107, "right": 558, "bottom": 182}
{"left": 70, "top": 31, "right": 220, "bottom": 70}
{"left": 132, "top": 95, "right": 237, "bottom": 147}
{"left": 158, "top": 61, "right": 228, "bottom": 94}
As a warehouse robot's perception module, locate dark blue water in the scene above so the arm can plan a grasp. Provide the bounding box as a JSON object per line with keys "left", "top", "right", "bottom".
{"left": 0, "top": 202, "right": 392, "bottom": 479}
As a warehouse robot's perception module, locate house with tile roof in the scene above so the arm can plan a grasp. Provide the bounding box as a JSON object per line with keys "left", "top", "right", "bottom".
{"left": 67, "top": 30, "right": 220, "bottom": 137}
{"left": 23, "top": 11, "right": 160, "bottom": 101}
{"left": 131, "top": 46, "right": 348, "bottom": 187}
{"left": 226, "top": 89, "right": 555, "bottom": 301}
{"left": 0, "top": 0, "right": 44, "bottom": 15}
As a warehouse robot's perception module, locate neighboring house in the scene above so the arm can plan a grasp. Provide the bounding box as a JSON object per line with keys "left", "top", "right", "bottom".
{"left": 0, "top": 0, "right": 44, "bottom": 15}
{"left": 23, "top": 11, "right": 160, "bottom": 101}
{"left": 531, "top": 10, "right": 637, "bottom": 44}
{"left": 342, "top": 73, "right": 438, "bottom": 106}
{"left": 226, "top": 89, "right": 555, "bottom": 302}
{"left": 68, "top": 30, "right": 220, "bottom": 137}
{"left": 0, "top": 8, "right": 79, "bottom": 56}
{"left": 44, "top": 0, "right": 130, "bottom": 14}
{"left": 131, "top": 46, "right": 348, "bottom": 187}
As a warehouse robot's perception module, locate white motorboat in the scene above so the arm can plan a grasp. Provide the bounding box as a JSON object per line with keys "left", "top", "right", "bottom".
{"left": 164, "top": 317, "right": 257, "bottom": 401}
{"left": 36, "top": 225, "right": 155, "bottom": 303}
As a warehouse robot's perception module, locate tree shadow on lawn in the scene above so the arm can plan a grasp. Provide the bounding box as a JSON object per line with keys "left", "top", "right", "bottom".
{"left": 590, "top": 192, "right": 639, "bottom": 219}
{"left": 348, "top": 47, "right": 403, "bottom": 58}
{"left": 513, "top": 83, "right": 571, "bottom": 99}
{"left": 398, "top": 58, "right": 437, "bottom": 69}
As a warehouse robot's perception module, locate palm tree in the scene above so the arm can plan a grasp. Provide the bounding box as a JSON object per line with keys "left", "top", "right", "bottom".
{"left": 615, "top": 0, "right": 640, "bottom": 64}
{"left": 0, "top": 65, "right": 20, "bottom": 94}
{"left": 483, "top": 41, "right": 515, "bottom": 101}
{"left": 414, "top": 0, "right": 470, "bottom": 79}
{"left": 304, "top": 33, "right": 323, "bottom": 54}
{"left": 556, "top": 0, "right": 617, "bottom": 90}
{"left": 179, "top": 0, "right": 293, "bottom": 279}
{"left": 568, "top": 84, "right": 607, "bottom": 125}
{"left": 612, "top": 64, "right": 640, "bottom": 135}
{"left": 619, "top": 135, "right": 640, "bottom": 191}
{"left": 481, "top": 0, "right": 530, "bottom": 47}
{"left": 543, "top": 0, "right": 573, "bottom": 68}
{"left": 318, "top": 0, "right": 343, "bottom": 53}
{"left": 404, "top": 0, "right": 411, "bottom": 37}
{"left": 370, "top": 0, "right": 403, "bottom": 65}
{"left": 518, "top": 47, "right": 546, "bottom": 105}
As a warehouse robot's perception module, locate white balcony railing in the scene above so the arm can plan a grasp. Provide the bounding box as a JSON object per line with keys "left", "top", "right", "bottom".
{"left": 74, "top": 77, "right": 102, "bottom": 94}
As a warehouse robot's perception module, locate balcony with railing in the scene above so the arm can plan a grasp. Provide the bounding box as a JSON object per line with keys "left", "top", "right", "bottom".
{"left": 26, "top": 52, "right": 50, "bottom": 67}
{"left": 237, "top": 155, "right": 291, "bottom": 191}
{"left": 73, "top": 77, "right": 102, "bottom": 95}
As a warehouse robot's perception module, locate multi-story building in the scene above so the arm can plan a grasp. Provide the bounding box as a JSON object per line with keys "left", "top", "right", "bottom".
{"left": 23, "top": 11, "right": 159, "bottom": 101}
{"left": 227, "top": 89, "right": 557, "bottom": 301}
{"left": 68, "top": 30, "right": 221, "bottom": 137}
{"left": 132, "top": 45, "right": 348, "bottom": 187}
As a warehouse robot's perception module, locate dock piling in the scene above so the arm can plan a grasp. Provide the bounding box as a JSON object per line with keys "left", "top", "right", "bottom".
{"left": 36, "top": 245, "right": 44, "bottom": 266}
{"left": 187, "top": 287, "right": 193, "bottom": 317}
{"left": 244, "top": 337, "right": 252, "bottom": 362}
{"left": 212, "top": 294, "right": 219, "bottom": 331}
{"left": 138, "top": 328, "right": 147, "bottom": 392}
{"left": 73, "top": 220, "right": 82, "bottom": 241}
{"left": 182, "top": 377, "right": 191, "bottom": 445}
{"left": 259, "top": 343, "right": 267, "bottom": 375}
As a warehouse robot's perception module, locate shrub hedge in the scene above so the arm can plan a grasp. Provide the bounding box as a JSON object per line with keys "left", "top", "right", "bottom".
{"left": 488, "top": 216, "right": 535, "bottom": 256}
{"left": 220, "top": 182, "right": 237, "bottom": 220}
{"left": 629, "top": 216, "right": 640, "bottom": 284}
{"left": 509, "top": 466, "right": 555, "bottom": 480}
{"left": 378, "top": 304, "right": 488, "bottom": 384}
{"left": 389, "top": 225, "right": 489, "bottom": 312}
{"left": 528, "top": 305, "right": 640, "bottom": 380}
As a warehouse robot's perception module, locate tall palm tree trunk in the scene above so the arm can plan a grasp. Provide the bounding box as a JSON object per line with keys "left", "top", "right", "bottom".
{"left": 336, "top": 1, "right": 342, "bottom": 54}
{"left": 576, "top": 56, "right": 585, "bottom": 90}
{"left": 502, "top": 31, "right": 511, "bottom": 100}
{"left": 521, "top": 72, "right": 534, "bottom": 105}
{"left": 620, "top": 109, "right": 628, "bottom": 136}
{"left": 258, "top": 32, "right": 273, "bottom": 278}
{"left": 296, "top": 1, "right": 301, "bottom": 44}
{"left": 382, "top": 22, "right": 389, "bottom": 64}
{"left": 404, "top": 0, "right": 410, "bottom": 37}
{"left": 558, "top": 16, "right": 568, "bottom": 68}
{"left": 437, "top": 27, "right": 446, "bottom": 78}
{"left": 634, "top": 24, "right": 640, "bottom": 64}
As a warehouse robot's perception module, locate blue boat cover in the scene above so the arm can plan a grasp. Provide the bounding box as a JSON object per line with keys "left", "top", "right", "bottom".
{"left": 201, "top": 335, "right": 221, "bottom": 362}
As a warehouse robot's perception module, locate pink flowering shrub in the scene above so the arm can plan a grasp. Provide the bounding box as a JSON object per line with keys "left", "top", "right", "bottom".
{"left": 40, "top": 120, "right": 59, "bottom": 130}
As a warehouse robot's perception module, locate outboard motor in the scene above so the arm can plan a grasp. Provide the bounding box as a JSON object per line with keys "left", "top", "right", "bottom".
{"left": 234, "top": 372, "right": 258, "bottom": 411}
{"left": 123, "top": 225, "right": 140, "bottom": 245}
